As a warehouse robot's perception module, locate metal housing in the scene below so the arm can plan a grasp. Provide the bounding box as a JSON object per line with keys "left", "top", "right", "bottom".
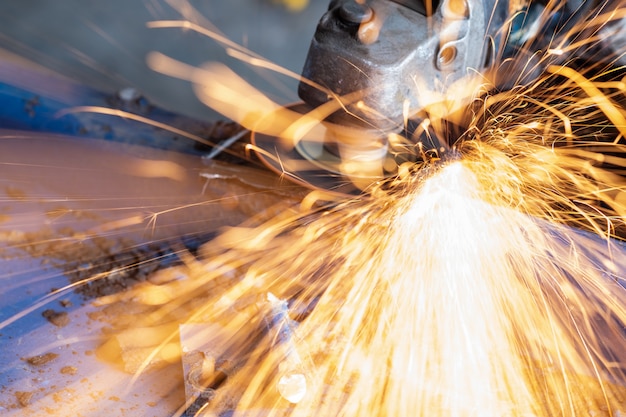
{"left": 298, "top": 0, "right": 509, "bottom": 134}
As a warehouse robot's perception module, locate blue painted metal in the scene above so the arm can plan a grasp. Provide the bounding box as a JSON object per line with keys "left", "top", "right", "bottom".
{"left": 0, "top": 60, "right": 217, "bottom": 154}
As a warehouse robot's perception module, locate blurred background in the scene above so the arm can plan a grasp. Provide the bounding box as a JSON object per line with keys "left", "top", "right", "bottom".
{"left": 0, "top": 0, "right": 328, "bottom": 121}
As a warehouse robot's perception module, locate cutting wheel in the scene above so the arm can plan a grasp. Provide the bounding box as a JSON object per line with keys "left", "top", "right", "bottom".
{"left": 251, "top": 102, "right": 403, "bottom": 196}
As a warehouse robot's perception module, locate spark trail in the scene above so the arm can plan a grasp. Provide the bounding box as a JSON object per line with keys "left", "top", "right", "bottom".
{"left": 180, "top": 144, "right": 626, "bottom": 416}
{"left": 102, "top": 64, "right": 626, "bottom": 414}
{"left": 98, "top": 3, "right": 626, "bottom": 416}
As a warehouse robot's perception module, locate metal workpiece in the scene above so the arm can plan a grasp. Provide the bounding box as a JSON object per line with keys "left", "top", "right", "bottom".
{"left": 179, "top": 324, "right": 233, "bottom": 416}
{"left": 297, "top": 0, "right": 509, "bottom": 134}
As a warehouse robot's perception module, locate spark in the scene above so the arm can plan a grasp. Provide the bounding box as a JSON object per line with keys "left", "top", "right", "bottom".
{"left": 5, "top": 2, "right": 626, "bottom": 416}
{"left": 106, "top": 6, "right": 626, "bottom": 414}
{"left": 102, "top": 126, "right": 626, "bottom": 416}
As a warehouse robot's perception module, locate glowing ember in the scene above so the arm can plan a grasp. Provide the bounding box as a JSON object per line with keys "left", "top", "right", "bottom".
{"left": 277, "top": 373, "right": 306, "bottom": 404}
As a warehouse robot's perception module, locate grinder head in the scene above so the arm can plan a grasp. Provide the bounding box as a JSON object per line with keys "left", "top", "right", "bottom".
{"left": 253, "top": 0, "right": 512, "bottom": 195}
{"left": 298, "top": 0, "right": 509, "bottom": 135}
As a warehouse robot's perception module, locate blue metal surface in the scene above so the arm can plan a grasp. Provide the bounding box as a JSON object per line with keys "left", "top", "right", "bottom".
{"left": 0, "top": 60, "right": 217, "bottom": 154}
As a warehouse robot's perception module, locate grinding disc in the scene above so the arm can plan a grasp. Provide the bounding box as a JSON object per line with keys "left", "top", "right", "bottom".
{"left": 251, "top": 102, "right": 401, "bottom": 196}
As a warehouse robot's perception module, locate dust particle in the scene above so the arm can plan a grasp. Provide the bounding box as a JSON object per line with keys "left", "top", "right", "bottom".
{"left": 42, "top": 309, "right": 70, "bottom": 327}
{"left": 15, "top": 391, "right": 34, "bottom": 407}
{"left": 23, "top": 352, "right": 59, "bottom": 366}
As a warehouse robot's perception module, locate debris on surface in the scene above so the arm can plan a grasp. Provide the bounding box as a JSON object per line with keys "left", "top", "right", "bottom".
{"left": 22, "top": 352, "right": 59, "bottom": 366}
{"left": 14, "top": 391, "right": 33, "bottom": 408}
{"left": 60, "top": 366, "right": 78, "bottom": 375}
{"left": 42, "top": 309, "right": 69, "bottom": 327}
